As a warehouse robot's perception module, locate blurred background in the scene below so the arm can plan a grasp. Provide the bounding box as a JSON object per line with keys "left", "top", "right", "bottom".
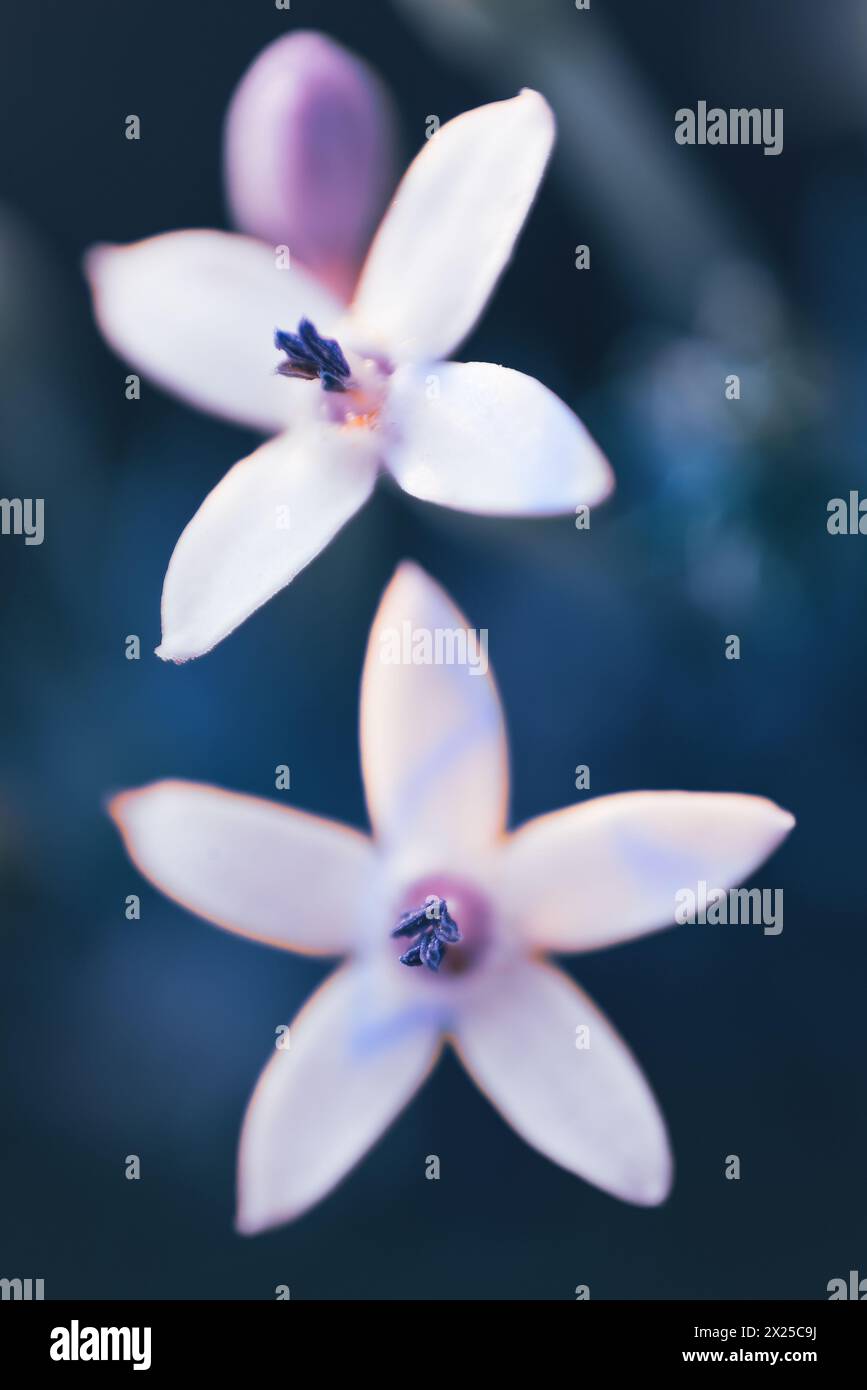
{"left": 1, "top": 0, "right": 865, "bottom": 1299}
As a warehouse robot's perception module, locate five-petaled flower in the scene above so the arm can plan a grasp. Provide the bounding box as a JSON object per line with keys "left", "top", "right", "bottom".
{"left": 86, "top": 89, "right": 614, "bottom": 663}
{"left": 109, "top": 564, "right": 794, "bottom": 1233}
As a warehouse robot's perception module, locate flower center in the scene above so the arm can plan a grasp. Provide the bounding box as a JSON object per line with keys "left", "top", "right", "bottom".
{"left": 274, "top": 319, "right": 390, "bottom": 430}
{"left": 274, "top": 318, "right": 353, "bottom": 393}
{"left": 390, "top": 876, "right": 492, "bottom": 977}
{"left": 392, "top": 895, "right": 460, "bottom": 972}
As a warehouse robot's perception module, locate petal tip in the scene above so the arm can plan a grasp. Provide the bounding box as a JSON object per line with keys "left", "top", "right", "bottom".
{"left": 105, "top": 788, "right": 130, "bottom": 829}
{"left": 233, "top": 1206, "right": 264, "bottom": 1238}
{"left": 106, "top": 780, "right": 171, "bottom": 836}
{"left": 587, "top": 451, "right": 616, "bottom": 508}
{"left": 381, "top": 558, "right": 434, "bottom": 608}
{"left": 234, "top": 1190, "right": 303, "bottom": 1237}
{"left": 376, "top": 559, "right": 458, "bottom": 632}
{"left": 755, "top": 796, "right": 796, "bottom": 846}
{"left": 389, "top": 557, "right": 430, "bottom": 587}
{"left": 608, "top": 1121, "right": 674, "bottom": 1208}
{"left": 154, "top": 637, "right": 194, "bottom": 665}
{"left": 82, "top": 241, "right": 112, "bottom": 285}
{"left": 106, "top": 784, "right": 152, "bottom": 855}
{"left": 630, "top": 1151, "right": 674, "bottom": 1208}
{"left": 517, "top": 86, "right": 555, "bottom": 126}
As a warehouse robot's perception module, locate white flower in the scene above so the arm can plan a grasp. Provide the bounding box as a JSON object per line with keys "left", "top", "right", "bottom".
{"left": 109, "top": 564, "right": 794, "bottom": 1232}
{"left": 86, "top": 90, "right": 613, "bottom": 663}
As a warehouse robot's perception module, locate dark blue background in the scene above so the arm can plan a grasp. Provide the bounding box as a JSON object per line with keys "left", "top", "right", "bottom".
{"left": 1, "top": 0, "right": 864, "bottom": 1298}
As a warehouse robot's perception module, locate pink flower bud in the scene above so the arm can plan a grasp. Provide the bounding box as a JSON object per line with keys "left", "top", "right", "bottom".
{"left": 224, "top": 31, "right": 398, "bottom": 301}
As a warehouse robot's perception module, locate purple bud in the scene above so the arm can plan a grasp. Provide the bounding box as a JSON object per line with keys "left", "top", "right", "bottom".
{"left": 224, "top": 31, "right": 398, "bottom": 301}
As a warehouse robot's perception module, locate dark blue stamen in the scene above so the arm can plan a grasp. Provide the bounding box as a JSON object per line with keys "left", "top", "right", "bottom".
{"left": 392, "top": 906, "right": 432, "bottom": 938}
{"left": 420, "top": 932, "right": 444, "bottom": 970}
{"left": 320, "top": 371, "right": 347, "bottom": 393}
{"left": 274, "top": 318, "right": 352, "bottom": 392}
{"left": 297, "top": 317, "right": 351, "bottom": 378}
{"left": 392, "top": 895, "right": 461, "bottom": 973}
{"left": 433, "top": 912, "right": 461, "bottom": 944}
{"left": 398, "top": 941, "right": 424, "bottom": 968}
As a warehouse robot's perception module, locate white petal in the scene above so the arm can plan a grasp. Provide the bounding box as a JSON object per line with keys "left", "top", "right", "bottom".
{"left": 360, "top": 563, "right": 509, "bottom": 869}
{"left": 501, "top": 791, "right": 795, "bottom": 953}
{"left": 157, "top": 426, "right": 378, "bottom": 662}
{"left": 237, "top": 963, "right": 442, "bottom": 1231}
{"left": 349, "top": 90, "right": 554, "bottom": 364}
{"left": 382, "top": 361, "right": 613, "bottom": 515}
{"left": 85, "top": 230, "right": 343, "bottom": 433}
{"left": 453, "top": 959, "right": 671, "bottom": 1205}
{"left": 109, "top": 780, "right": 374, "bottom": 954}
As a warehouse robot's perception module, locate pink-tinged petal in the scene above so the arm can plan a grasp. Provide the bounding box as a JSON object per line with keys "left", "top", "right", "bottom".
{"left": 236, "top": 963, "right": 442, "bottom": 1231}
{"left": 360, "top": 563, "right": 509, "bottom": 868}
{"left": 85, "top": 230, "right": 343, "bottom": 433}
{"left": 452, "top": 959, "right": 672, "bottom": 1205}
{"left": 382, "top": 361, "right": 613, "bottom": 515}
{"left": 224, "top": 32, "right": 398, "bottom": 302}
{"left": 156, "top": 426, "right": 378, "bottom": 662}
{"left": 109, "top": 780, "right": 374, "bottom": 954}
{"left": 502, "top": 791, "right": 795, "bottom": 953}
{"left": 349, "top": 89, "right": 554, "bottom": 364}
